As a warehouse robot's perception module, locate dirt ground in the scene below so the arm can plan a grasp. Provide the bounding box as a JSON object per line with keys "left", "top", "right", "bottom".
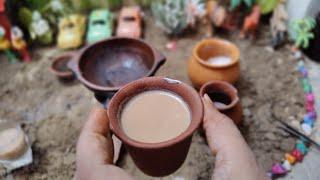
{"left": 0, "top": 13, "right": 304, "bottom": 180}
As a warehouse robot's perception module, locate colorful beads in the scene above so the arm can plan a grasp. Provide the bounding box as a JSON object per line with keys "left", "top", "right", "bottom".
{"left": 301, "top": 123, "right": 312, "bottom": 135}
{"left": 296, "top": 142, "right": 308, "bottom": 154}
{"left": 285, "top": 153, "right": 296, "bottom": 164}
{"left": 291, "top": 149, "right": 303, "bottom": 162}
{"left": 271, "top": 163, "right": 287, "bottom": 175}
{"left": 269, "top": 52, "right": 317, "bottom": 177}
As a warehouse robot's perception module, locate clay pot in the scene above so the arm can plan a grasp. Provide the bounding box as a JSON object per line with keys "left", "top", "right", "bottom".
{"left": 66, "top": 37, "right": 166, "bottom": 104}
{"left": 108, "top": 77, "right": 203, "bottom": 176}
{"left": 188, "top": 38, "right": 240, "bottom": 89}
{"left": 199, "top": 80, "right": 242, "bottom": 126}
{"left": 50, "top": 54, "right": 74, "bottom": 80}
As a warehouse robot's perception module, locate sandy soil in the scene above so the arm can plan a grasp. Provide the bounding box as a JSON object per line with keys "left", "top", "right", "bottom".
{"left": 0, "top": 13, "right": 303, "bottom": 180}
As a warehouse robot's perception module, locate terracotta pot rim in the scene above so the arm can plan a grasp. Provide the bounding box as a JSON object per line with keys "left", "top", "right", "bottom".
{"left": 108, "top": 77, "right": 203, "bottom": 149}
{"left": 199, "top": 80, "right": 239, "bottom": 111}
{"left": 70, "top": 37, "right": 165, "bottom": 92}
{"left": 50, "top": 54, "right": 73, "bottom": 78}
{"left": 193, "top": 38, "right": 240, "bottom": 69}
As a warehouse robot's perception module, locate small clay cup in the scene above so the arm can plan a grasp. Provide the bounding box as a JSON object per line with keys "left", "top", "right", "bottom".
{"left": 50, "top": 54, "right": 74, "bottom": 80}
{"left": 200, "top": 80, "right": 242, "bottom": 126}
{"left": 188, "top": 38, "right": 240, "bottom": 89}
{"left": 108, "top": 77, "right": 203, "bottom": 176}
{"left": 67, "top": 37, "right": 166, "bottom": 104}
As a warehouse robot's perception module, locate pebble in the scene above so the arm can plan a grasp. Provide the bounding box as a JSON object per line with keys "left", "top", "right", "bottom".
{"left": 294, "top": 51, "right": 302, "bottom": 59}
{"left": 291, "top": 149, "right": 303, "bottom": 162}
{"left": 291, "top": 120, "right": 301, "bottom": 130}
{"left": 299, "top": 68, "right": 308, "bottom": 77}
{"left": 265, "top": 132, "right": 277, "bottom": 141}
{"left": 242, "top": 97, "right": 254, "bottom": 107}
{"left": 305, "top": 103, "right": 315, "bottom": 112}
{"left": 282, "top": 160, "right": 292, "bottom": 171}
{"left": 285, "top": 153, "right": 296, "bottom": 164}
{"left": 305, "top": 93, "right": 315, "bottom": 104}
{"left": 303, "top": 115, "right": 314, "bottom": 126}
{"left": 296, "top": 142, "right": 308, "bottom": 154}
{"left": 307, "top": 111, "right": 317, "bottom": 120}
{"left": 243, "top": 108, "right": 252, "bottom": 117}
{"left": 301, "top": 123, "right": 312, "bottom": 135}
{"left": 271, "top": 163, "right": 287, "bottom": 174}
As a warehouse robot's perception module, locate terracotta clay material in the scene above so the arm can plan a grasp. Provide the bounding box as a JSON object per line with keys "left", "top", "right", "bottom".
{"left": 199, "top": 80, "right": 243, "bottom": 126}
{"left": 67, "top": 37, "right": 166, "bottom": 103}
{"left": 108, "top": 77, "right": 203, "bottom": 177}
{"left": 188, "top": 38, "right": 240, "bottom": 89}
{"left": 50, "top": 54, "right": 74, "bottom": 80}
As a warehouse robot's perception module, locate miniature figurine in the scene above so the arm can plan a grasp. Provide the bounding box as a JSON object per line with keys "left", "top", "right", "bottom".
{"left": 116, "top": 6, "right": 142, "bottom": 38}
{"left": 87, "top": 9, "right": 113, "bottom": 44}
{"left": 57, "top": 14, "right": 86, "bottom": 49}
{"left": 229, "top": 0, "right": 253, "bottom": 11}
{"left": 239, "top": 5, "right": 261, "bottom": 39}
{"left": 11, "top": 26, "right": 31, "bottom": 62}
{"left": 0, "top": 26, "right": 17, "bottom": 63}
{"left": 291, "top": 17, "right": 316, "bottom": 49}
{"left": 270, "top": 0, "right": 288, "bottom": 48}
{"left": 185, "top": 0, "right": 206, "bottom": 28}
{"left": 207, "top": 0, "right": 236, "bottom": 34}
{"left": 0, "top": 0, "right": 11, "bottom": 40}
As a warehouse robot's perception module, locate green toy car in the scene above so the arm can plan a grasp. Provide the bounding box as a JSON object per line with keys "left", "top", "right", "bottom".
{"left": 87, "top": 9, "right": 113, "bottom": 44}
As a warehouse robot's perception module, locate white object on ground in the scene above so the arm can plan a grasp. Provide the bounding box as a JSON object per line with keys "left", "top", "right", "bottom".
{"left": 282, "top": 160, "right": 292, "bottom": 171}
{"left": 301, "top": 123, "right": 312, "bottom": 136}
{"left": 207, "top": 56, "right": 232, "bottom": 66}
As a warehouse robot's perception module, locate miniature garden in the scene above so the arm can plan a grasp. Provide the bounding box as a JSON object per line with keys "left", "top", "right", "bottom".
{"left": 0, "top": 0, "right": 320, "bottom": 179}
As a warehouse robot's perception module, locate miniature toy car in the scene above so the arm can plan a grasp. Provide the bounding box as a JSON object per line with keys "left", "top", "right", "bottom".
{"left": 87, "top": 9, "right": 113, "bottom": 44}
{"left": 57, "top": 14, "right": 86, "bottom": 49}
{"left": 116, "top": 6, "right": 142, "bottom": 38}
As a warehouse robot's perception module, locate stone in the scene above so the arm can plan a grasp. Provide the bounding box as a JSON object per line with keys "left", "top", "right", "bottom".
{"left": 301, "top": 123, "right": 312, "bottom": 136}
{"left": 305, "top": 93, "right": 315, "bottom": 104}
{"left": 291, "top": 120, "right": 301, "bottom": 130}
{"left": 271, "top": 163, "right": 287, "bottom": 175}
{"left": 243, "top": 108, "right": 252, "bottom": 117}
{"left": 282, "top": 160, "right": 292, "bottom": 171}
{"left": 305, "top": 103, "right": 315, "bottom": 113}
{"left": 241, "top": 97, "right": 254, "bottom": 107}
{"left": 285, "top": 153, "right": 296, "bottom": 164}
{"left": 265, "top": 132, "right": 277, "bottom": 141}
{"left": 291, "top": 149, "right": 303, "bottom": 162}
{"left": 296, "top": 141, "right": 308, "bottom": 154}
{"left": 303, "top": 115, "right": 314, "bottom": 126}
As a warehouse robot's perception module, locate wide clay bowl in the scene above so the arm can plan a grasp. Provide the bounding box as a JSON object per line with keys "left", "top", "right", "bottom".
{"left": 188, "top": 38, "right": 240, "bottom": 89}
{"left": 50, "top": 54, "right": 74, "bottom": 80}
{"left": 67, "top": 37, "right": 166, "bottom": 102}
{"left": 108, "top": 77, "right": 203, "bottom": 177}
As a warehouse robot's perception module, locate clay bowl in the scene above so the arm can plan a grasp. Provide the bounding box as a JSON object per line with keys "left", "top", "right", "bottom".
{"left": 67, "top": 37, "right": 166, "bottom": 104}
{"left": 188, "top": 38, "right": 240, "bottom": 89}
{"left": 108, "top": 77, "right": 203, "bottom": 177}
{"left": 200, "top": 80, "right": 242, "bottom": 126}
{"left": 50, "top": 54, "right": 74, "bottom": 80}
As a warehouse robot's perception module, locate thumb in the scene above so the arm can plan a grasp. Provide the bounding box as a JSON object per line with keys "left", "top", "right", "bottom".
{"left": 202, "top": 94, "right": 267, "bottom": 180}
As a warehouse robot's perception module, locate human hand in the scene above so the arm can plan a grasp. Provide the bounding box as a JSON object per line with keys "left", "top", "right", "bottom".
{"left": 202, "top": 94, "right": 268, "bottom": 180}
{"left": 75, "top": 106, "right": 132, "bottom": 180}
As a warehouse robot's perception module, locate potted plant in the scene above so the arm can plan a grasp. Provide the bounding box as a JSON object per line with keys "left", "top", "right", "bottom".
{"left": 303, "top": 13, "right": 320, "bottom": 62}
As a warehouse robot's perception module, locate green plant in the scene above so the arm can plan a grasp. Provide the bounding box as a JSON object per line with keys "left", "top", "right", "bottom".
{"left": 256, "top": 0, "right": 279, "bottom": 14}
{"left": 151, "top": 0, "right": 188, "bottom": 35}
{"left": 229, "top": 0, "right": 254, "bottom": 11}
{"left": 291, "top": 17, "right": 316, "bottom": 49}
